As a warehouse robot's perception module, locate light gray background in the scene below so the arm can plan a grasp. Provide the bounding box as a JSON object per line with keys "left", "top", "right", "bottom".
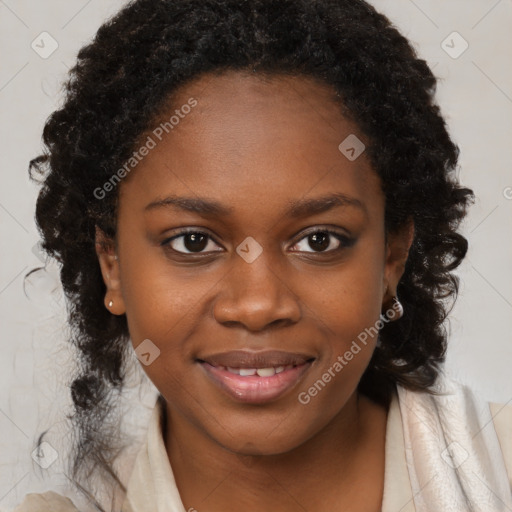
{"left": 1, "top": 0, "right": 511, "bottom": 509}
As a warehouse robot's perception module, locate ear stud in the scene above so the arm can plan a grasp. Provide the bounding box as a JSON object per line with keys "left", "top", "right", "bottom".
{"left": 392, "top": 296, "right": 404, "bottom": 319}
{"left": 108, "top": 300, "right": 113, "bottom": 308}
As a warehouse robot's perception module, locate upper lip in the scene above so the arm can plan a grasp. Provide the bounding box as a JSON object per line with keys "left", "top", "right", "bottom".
{"left": 198, "top": 350, "right": 315, "bottom": 369}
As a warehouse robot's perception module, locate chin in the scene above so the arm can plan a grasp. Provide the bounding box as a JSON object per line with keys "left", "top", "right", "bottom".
{"left": 205, "top": 414, "right": 316, "bottom": 457}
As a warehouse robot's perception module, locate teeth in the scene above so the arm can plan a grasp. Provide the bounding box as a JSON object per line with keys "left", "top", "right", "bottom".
{"left": 239, "top": 368, "right": 257, "bottom": 376}
{"left": 256, "top": 367, "right": 276, "bottom": 377}
{"left": 223, "top": 366, "right": 290, "bottom": 376}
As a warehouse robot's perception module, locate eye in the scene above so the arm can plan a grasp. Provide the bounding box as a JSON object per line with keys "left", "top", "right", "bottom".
{"left": 162, "top": 230, "right": 223, "bottom": 254}
{"left": 290, "top": 229, "right": 354, "bottom": 253}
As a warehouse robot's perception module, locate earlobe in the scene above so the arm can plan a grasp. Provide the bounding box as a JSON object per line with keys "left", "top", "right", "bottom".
{"left": 382, "top": 218, "right": 415, "bottom": 303}
{"left": 95, "top": 226, "right": 126, "bottom": 315}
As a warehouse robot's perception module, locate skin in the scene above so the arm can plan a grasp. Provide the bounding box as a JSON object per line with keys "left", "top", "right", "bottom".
{"left": 96, "top": 70, "right": 414, "bottom": 511}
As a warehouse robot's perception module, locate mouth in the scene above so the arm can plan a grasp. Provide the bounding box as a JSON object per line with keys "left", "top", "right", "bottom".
{"left": 197, "top": 350, "right": 315, "bottom": 404}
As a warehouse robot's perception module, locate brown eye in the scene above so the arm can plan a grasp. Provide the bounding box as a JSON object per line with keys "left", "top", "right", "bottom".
{"left": 162, "top": 231, "right": 223, "bottom": 254}
{"left": 291, "top": 229, "right": 355, "bottom": 253}
{"left": 308, "top": 232, "right": 330, "bottom": 252}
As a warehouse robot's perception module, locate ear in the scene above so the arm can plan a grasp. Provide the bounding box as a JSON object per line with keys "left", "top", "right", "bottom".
{"left": 95, "top": 226, "right": 126, "bottom": 315}
{"left": 382, "top": 217, "right": 414, "bottom": 305}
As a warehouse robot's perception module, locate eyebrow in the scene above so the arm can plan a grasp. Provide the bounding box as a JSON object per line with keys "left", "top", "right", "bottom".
{"left": 144, "top": 192, "right": 366, "bottom": 218}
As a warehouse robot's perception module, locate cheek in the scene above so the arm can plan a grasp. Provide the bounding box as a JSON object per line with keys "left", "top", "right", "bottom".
{"left": 121, "top": 265, "right": 205, "bottom": 350}
{"left": 120, "top": 265, "right": 204, "bottom": 400}
{"left": 293, "top": 238, "right": 385, "bottom": 409}
{"left": 116, "top": 237, "right": 201, "bottom": 363}
{"left": 304, "top": 237, "right": 385, "bottom": 345}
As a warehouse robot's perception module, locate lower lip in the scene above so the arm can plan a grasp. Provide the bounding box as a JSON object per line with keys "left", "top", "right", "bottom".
{"left": 199, "top": 361, "right": 313, "bottom": 404}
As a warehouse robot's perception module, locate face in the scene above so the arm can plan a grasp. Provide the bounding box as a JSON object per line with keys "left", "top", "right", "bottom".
{"left": 97, "top": 70, "right": 413, "bottom": 456}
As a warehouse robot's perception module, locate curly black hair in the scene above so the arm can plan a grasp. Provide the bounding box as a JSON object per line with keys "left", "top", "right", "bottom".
{"left": 29, "top": 0, "right": 474, "bottom": 509}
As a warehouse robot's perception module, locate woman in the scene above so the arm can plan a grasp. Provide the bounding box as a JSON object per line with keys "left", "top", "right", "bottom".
{"left": 14, "top": 0, "right": 512, "bottom": 510}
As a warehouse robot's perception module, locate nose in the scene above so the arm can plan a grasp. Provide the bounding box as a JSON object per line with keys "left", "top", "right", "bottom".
{"left": 213, "top": 250, "right": 301, "bottom": 332}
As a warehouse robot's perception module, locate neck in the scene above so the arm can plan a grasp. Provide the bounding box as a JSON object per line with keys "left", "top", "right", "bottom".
{"left": 163, "top": 391, "right": 389, "bottom": 512}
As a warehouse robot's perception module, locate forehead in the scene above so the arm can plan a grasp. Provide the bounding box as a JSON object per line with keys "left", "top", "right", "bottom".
{"left": 157, "top": 70, "right": 358, "bottom": 155}
{"left": 119, "top": 70, "right": 383, "bottom": 224}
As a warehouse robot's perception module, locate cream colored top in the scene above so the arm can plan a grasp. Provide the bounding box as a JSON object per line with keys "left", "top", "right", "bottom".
{"left": 13, "top": 390, "right": 512, "bottom": 512}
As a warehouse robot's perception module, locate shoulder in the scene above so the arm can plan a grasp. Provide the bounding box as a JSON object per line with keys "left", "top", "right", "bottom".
{"left": 12, "top": 491, "right": 80, "bottom": 512}
{"left": 490, "top": 400, "right": 512, "bottom": 486}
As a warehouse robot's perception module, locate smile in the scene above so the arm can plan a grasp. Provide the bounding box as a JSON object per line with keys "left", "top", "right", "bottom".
{"left": 197, "top": 350, "right": 315, "bottom": 404}
{"left": 225, "top": 365, "right": 289, "bottom": 376}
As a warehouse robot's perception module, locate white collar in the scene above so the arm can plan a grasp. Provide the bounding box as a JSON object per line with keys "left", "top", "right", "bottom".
{"left": 122, "top": 389, "right": 414, "bottom": 512}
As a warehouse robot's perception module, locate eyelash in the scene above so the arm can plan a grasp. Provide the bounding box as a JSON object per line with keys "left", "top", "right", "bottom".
{"left": 160, "top": 227, "right": 355, "bottom": 256}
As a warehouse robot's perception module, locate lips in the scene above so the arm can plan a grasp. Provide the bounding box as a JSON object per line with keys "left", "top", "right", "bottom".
{"left": 197, "top": 350, "right": 315, "bottom": 404}
{"left": 198, "top": 350, "right": 313, "bottom": 369}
